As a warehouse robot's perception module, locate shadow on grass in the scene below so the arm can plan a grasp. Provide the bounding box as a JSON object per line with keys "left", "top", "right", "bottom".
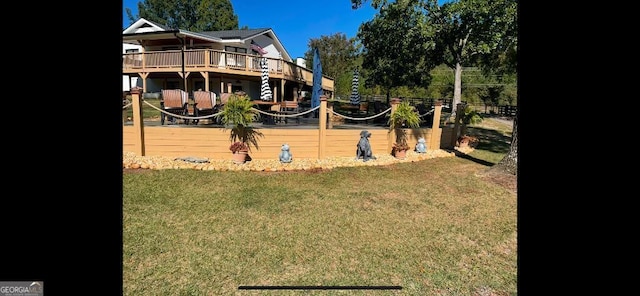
{"left": 451, "top": 126, "right": 512, "bottom": 167}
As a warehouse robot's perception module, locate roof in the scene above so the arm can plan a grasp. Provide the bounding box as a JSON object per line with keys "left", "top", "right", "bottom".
{"left": 122, "top": 18, "right": 292, "bottom": 61}
{"left": 200, "top": 28, "right": 272, "bottom": 40}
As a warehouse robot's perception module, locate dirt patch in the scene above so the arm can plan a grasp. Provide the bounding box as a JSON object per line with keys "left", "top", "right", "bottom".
{"left": 479, "top": 170, "right": 517, "bottom": 194}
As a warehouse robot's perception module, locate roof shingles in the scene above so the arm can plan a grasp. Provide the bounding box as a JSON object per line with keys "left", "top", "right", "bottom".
{"left": 200, "top": 28, "right": 271, "bottom": 39}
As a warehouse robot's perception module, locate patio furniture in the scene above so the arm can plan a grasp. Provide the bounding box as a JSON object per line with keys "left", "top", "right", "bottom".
{"left": 279, "top": 100, "right": 300, "bottom": 124}
{"left": 358, "top": 102, "right": 369, "bottom": 115}
{"left": 192, "top": 90, "right": 218, "bottom": 125}
{"left": 219, "top": 93, "right": 232, "bottom": 106}
{"left": 372, "top": 101, "right": 388, "bottom": 124}
{"left": 160, "top": 89, "right": 189, "bottom": 125}
{"left": 251, "top": 100, "right": 279, "bottom": 125}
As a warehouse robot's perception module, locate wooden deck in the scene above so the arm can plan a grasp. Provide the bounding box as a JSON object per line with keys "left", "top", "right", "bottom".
{"left": 123, "top": 123, "right": 452, "bottom": 160}
{"left": 123, "top": 49, "right": 334, "bottom": 91}
{"left": 123, "top": 93, "right": 452, "bottom": 160}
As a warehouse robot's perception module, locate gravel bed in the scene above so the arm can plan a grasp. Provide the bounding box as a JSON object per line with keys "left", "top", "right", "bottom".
{"left": 123, "top": 149, "right": 460, "bottom": 172}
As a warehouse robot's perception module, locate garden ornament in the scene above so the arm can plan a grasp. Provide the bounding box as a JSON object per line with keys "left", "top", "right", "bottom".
{"left": 356, "top": 130, "right": 376, "bottom": 162}
{"left": 415, "top": 137, "right": 427, "bottom": 153}
{"left": 279, "top": 143, "right": 293, "bottom": 163}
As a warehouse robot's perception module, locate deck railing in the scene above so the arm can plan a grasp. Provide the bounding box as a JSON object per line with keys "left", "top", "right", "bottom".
{"left": 124, "top": 49, "right": 288, "bottom": 75}
{"left": 123, "top": 49, "right": 332, "bottom": 90}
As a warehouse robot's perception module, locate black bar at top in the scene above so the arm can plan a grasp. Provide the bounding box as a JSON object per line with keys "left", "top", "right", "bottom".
{"left": 238, "top": 286, "right": 402, "bottom": 290}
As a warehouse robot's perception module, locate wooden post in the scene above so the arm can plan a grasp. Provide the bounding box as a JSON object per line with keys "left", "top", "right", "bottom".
{"left": 122, "top": 94, "right": 127, "bottom": 125}
{"left": 318, "top": 95, "right": 328, "bottom": 159}
{"left": 388, "top": 98, "right": 401, "bottom": 154}
{"left": 327, "top": 100, "right": 334, "bottom": 129}
{"left": 130, "top": 87, "right": 145, "bottom": 156}
{"left": 280, "top": 79, "right": 285, "bottom": 102}
{"left": 200, "top": 71, "right": 209, "bottom": 92}
{"left": 450, "top": 103, "right": 465, "bottom": 147}
{"left": 140, "top": 73, "right": 149, "bottom": 93}
{"left": 430, "top": 101, "right": 443, "bottom": 151}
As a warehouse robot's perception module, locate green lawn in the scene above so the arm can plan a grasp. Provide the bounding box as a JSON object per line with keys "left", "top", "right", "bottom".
{"left": 123, "top": 118, "right": 517, "bottom": 295}
{"left": 123, "top": 97, "right": 161, "bottom": 120}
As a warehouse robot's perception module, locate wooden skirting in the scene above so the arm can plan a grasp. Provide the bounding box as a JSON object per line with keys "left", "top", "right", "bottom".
{"left": 123, "top": 125, "right": 453, "bottom": 160}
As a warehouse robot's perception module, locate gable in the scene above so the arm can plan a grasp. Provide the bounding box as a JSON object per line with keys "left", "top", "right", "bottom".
{"left": 123, "top": 18, "right": 171, "bottom": 35}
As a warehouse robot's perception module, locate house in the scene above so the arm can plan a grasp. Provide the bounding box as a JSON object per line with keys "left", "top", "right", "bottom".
{"left": 122, "top": 43, "right": 143, "bottom": 91}
{"left": 122, "top": 18, "right": 334, "bottom": 101}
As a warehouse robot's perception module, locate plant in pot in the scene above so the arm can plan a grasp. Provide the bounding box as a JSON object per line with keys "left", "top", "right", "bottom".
{"left": 215, "top": 91, "right": 263, "bottom": 163}
{"left": 228, "top": 141, "right": 250, "bottom": 164}
{"left": 456, "top": 104, "right": 483, "bottom": 148}
{"left": 388, "top": 100, "right": 421, "bottom": 159}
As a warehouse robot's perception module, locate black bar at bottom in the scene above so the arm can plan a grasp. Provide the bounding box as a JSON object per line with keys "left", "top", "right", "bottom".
{"left": 238, "top": 286, "right": 402, "bottom": 290}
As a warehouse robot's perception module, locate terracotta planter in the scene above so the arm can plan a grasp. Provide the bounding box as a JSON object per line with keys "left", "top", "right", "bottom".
{"left": 232, "top": 150, "right": 249, "bottom": 164}
{"left": 457, "top": 136, "right": 478, "bottom": 148}
{"left": 393, "top": 149, "right": 408, "bottom": 159}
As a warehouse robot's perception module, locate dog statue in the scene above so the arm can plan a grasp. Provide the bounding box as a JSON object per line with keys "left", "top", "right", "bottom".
{"left": 279, "top": 143, "right": 293, "bottom": 163}
{"left": 356, "top": 130, "right": 376, "bottom": 162}
{"left": 415, "top": 137, "right": 427, "bottom": 153}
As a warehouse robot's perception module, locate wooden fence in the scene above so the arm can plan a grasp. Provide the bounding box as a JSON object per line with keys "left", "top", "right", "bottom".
{"left": 123, "top": 89, "right": 454, "bottom": 160}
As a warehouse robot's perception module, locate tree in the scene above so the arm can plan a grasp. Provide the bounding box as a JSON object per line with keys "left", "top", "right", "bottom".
{"left": 356, "top": 0, "right": 436, "bottom": 103}
{"left": 474, "top": 0, "right": 517, "bottom": 176}
{"left": 352, "top": 0, "right": 516, "bottom": 117}
{"left": 353, "top": 0, "right": 517, "bottom": 175}
{"left": 303, "top": 33, "right": 359, "bottom": 97}
{"left": 490, "top": 114, "right": 517, "bottom": 175}
{"left": 478, "top": 85, "right": 504, "bottom": 113}
{"left": 125, "top": 0, "right": 239, "bottom": 31}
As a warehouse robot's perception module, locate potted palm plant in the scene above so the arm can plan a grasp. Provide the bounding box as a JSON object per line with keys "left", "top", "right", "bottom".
{"left": 388, "top": 100, "right": 421, "bottom": 159}
{"left": 456, "top": 104, "right": 483, "bottom": 148}
{"left": 215, "top": 91, "right": 263, "bottom": 163}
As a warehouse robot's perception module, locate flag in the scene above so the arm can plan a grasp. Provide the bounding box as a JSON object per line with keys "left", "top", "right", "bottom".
{"left": 251, "top": 41, "right": 268, "bottom": 55}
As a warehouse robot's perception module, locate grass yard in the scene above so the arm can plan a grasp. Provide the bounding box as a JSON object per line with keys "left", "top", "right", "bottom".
{"left": 123, "top": 96, "right": 161, "bottom": 120}
{"left": 123, "top": 118, "right": 517, "bottom": 295}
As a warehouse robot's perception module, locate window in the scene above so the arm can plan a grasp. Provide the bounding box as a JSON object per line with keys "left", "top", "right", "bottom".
{"left": 125, "top": 48, "right": 139, "bottom": 53}
{"left": 225, "top": 46, "right": 247, "bottom": 53}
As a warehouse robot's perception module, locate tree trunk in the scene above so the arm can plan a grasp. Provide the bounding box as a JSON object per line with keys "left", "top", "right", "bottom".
{"left": 452, "top": 62, "right": 463, "bottom": 117}
{"left": 386, "top": 89, "right": 391, "bottom": 104}
{"left": 487, "top": 114, "right": 518, "bottom": 175}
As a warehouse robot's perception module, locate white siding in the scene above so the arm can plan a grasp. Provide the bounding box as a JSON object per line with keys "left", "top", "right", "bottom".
{"left": 123, "top": 43, "right": 143, "bottom": 91}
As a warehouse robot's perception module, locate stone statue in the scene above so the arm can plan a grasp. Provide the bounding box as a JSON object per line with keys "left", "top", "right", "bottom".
{"left": 356, "top": 130, "right": 376, "bottom": 162}
{"left": 415, "top": 137, "right": 427, "bottom": 153}
{"left": 279, "top": 143, "right": 293, "bottom": 163}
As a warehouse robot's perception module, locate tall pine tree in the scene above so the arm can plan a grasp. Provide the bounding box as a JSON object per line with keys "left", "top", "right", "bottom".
{"left": 125, "top": 0, "right": 239, "bottom": 31}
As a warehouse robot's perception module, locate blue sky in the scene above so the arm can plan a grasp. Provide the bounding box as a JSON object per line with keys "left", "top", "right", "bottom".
{"left": 122, "top": 0, "right": 379, "bottom": 59}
